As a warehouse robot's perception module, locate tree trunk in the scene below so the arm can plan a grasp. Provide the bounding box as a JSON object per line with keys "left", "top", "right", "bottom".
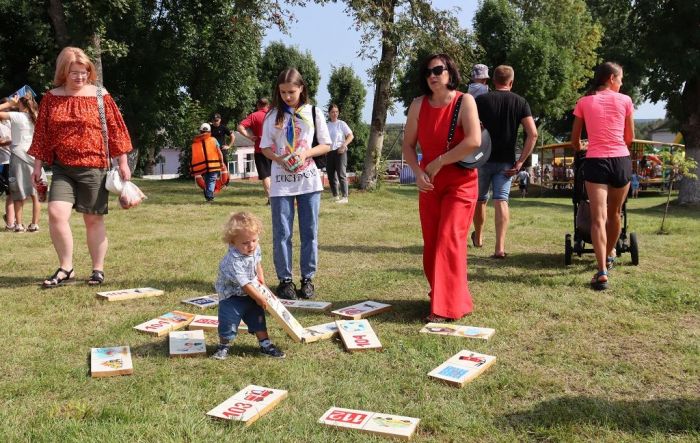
{"left": 91, "top": 33, "right": 104, "bottom": 85}
{"left": 678, "top": 76, "right": 700, "bottom": 205}
{"left": 360, "top": 4, "right": 397, "bottom": 190}
{"left": 47, "top": 0, "right": 70, "bottom": 48}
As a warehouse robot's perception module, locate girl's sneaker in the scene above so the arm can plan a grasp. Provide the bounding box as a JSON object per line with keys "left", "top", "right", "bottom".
{"left": 211, "top": 345, "right": 230, "bottom": 360}
{"left": 299, "top": 278, "right": 315, "bottom": 299}
{"left": 27, "top": 223, "right": 39, "bottom": 232}
{"left": 13, "top": 224, "right": 26, "bottom": 233}
{"left": 260, "top": 343, "right": 285, "bottom": 358}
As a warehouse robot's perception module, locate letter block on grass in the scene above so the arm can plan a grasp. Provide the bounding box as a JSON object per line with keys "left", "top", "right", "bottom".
{"left": 318, "top": 407, "right": 420, "bottom": 440}
{"left": 206, "top": 385, "right": 287, "bottom": 426}
{"left": 279, "top": 299, "right": 332, "bottom": 312}
{"left": 419, "top": 323, "right": 495, "bottom": 340}
{"left": 301, "top": 322, "right": 339, "bottom": 344}
{"left": 330, "top": 301, "right": 391, "bottom": 320}
{"left": 336, "top": 319, "right": 382, "bottom": 352}
{"left": 428, "top": 350, "right": 496, "bottom": 388}
{"left": 169, "top": 330, "right": 206, "bottom": 357}
{"left": 257, "top": 284, "right": 306, "bottom": 343}
{"left": 133, "top": 311, "right": 195, "bottom": 337}
{"left": 188, "top": 315, "right": 247, "bottom": 333}
{"left": 90, "top": 346, "right": 133, "bottom": 378}
{"left": 181, "top": 294, "right": 219, "bottom": 309}
{"left": 96, "top": 287, "right": 164, "bottom": 302}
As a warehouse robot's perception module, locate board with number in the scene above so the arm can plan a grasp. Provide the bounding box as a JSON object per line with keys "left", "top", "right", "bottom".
{"left": 419, "top": 323, "right": 495, "bottom": 340}
{"left": 181, "top": 294, "right": 219, "bottom": 310}
{"left": 169, "top": 330, "right": 206, "bottom": 357}
{"left": 428, "top": 350, "right": 496, "bottom": 387}
{"left": 96, "top": 287, "right": 164, "bottom": 302}
{"left": 318, "top": 407, "right": 420, "bottom": 440}
{"left": 279, "top": 299, "right": 332, "bottom": 312}
{"left": 206, "top": 385, "right": 287, "bottom": 426}
{"left": 133, "top": 311, "right": 195, "bottom": 337}
{"left": 90, "top": 346, "right": 133, "bottom": 378}
{"left": 258, "top": 284, "right": 306, "bottom": 342}
{"left": 301, "top": 322, "right": 339, "bottom": 344}
{"left": 336, "top": 319, "right": 382, "bottom": 352}
{"left": 330, "top": 301, "right": 391, "bottom": 320}
{"left": 188, "top": 315, "right": 248, "bottom": 333}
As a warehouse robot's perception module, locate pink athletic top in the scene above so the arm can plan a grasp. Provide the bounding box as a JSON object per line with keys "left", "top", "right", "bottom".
{"left": 573, "top": 89, "right": 633, "bottom": 158}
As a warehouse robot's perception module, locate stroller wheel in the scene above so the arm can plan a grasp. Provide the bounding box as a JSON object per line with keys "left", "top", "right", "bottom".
{"left": 565, "top": 234, "right": 573, "bottom": 266}
{"left": 630, "top": 232, "right": 639, "bottom": 265}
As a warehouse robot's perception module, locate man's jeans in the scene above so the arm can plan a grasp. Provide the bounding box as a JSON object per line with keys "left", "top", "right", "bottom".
{"left": 270, "top": 191, "right": 321, "bottom": 281}
{"left": 204, "top": 171, "right": 219, "bottom": 200}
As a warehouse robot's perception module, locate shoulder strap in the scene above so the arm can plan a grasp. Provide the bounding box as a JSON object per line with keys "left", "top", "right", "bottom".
{"left": 96, "top": 86, "right": 110, "bottom": 166}
{"left": 445, "top": 94, "right": 463, "bottom": 152}
{"left": 311, "top": 106, "right": 318, "bottom": 147}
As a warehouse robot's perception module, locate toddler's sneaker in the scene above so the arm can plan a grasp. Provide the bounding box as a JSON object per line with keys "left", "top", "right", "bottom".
{"left": 260, "top": 343, "right": 285, "bottom": 359}
{"left": 299, "top": 278, "right": 315, "bottom": 299}
{"left": 276, "top": 279, "right": 298, "bottom": 300}
{"left": 211, "top": 345, "right": 230, "bottom": 360}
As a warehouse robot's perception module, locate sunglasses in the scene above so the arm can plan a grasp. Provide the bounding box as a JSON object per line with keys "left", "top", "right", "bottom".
{"left": 424, "top": 65, "right": 447, "bottom": 77}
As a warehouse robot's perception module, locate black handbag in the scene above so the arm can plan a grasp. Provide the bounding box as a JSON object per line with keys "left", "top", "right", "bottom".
{"left": 447, "top": 95, "right": 492, "bottom": 169}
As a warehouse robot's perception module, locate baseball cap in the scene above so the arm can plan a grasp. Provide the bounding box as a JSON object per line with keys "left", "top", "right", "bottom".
{"left": 213, "top": 113, "right": 222, "bottom": 120}
{"left": 471, "top": 64, "right": 489, "bottom": 80}
{"left": 200, "top": 123, "right": 211, "bottom": 132}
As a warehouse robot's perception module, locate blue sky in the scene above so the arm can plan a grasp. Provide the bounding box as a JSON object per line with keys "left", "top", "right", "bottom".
{"left": 263, "top": 1, "right": 666, "bottom": 123}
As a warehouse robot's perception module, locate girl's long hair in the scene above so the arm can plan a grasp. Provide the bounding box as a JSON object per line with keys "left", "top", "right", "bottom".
{"left": 270, "top": 68, "right": 309, "bottom": 128}
{"left": 586, "top": 62, "right": 622, "bottom": 96}
{"left": 19, "top": 95, "right": 39, "bottom": 124}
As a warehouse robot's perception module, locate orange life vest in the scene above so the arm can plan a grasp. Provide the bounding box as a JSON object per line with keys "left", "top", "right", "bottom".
{"left": 190, "top": 133, "right": 222, "bottom": 175}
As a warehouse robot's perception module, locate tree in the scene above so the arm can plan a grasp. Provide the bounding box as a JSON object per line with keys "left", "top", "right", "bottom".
{"left": 327, "top": 65, "right": 367, "bottom": 172}
{"left": 257, "top": 41, "right": 321, "bottom": 103}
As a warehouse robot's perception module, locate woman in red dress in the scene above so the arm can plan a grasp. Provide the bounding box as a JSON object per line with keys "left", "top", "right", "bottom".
{"left": 402, "top": 53, "right": 481, "bottom": 322}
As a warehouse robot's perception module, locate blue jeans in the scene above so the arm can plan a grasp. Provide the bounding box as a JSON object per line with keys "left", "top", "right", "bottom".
{"left": 477, "top": 162, "right": 513, "bottom": 201}
{"left": 270, "top": 191, "right": 320, "bottom": 281}
{"left": 204, "top": 171, "right": 219, "bottom": 200}
{"left": 218, "top": 296, "right": 267, "bottom": 341}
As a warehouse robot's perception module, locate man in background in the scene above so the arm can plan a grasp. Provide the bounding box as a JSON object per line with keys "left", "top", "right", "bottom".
{"left": 468, "top": 64, "right": 490, "bottom": 98}
{"left": 211, "top": 113, "right": 235, "bottom": 157}
{"left": 238, "top": 98, "right": 271, "bottom": 203}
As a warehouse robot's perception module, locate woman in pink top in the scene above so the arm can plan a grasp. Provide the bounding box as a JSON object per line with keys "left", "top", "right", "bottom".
{"left": 571, "top": 62, "right": 634, "bottom": 290}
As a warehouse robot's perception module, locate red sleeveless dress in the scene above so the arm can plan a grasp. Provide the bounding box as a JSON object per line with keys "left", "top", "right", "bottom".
{"left": 416, "top": 92, "right": 478, "bottom": 319}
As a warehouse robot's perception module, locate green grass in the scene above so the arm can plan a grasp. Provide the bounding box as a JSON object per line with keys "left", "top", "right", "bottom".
{"left": 1, "top": 179, "right": 698, "bottom": 442}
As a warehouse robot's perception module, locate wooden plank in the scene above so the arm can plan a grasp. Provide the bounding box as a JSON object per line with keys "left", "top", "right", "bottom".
{"left": 90, "top": 346, "right": 133, "bottom": 378}
{"left": 279, "top": 299, "right": 332, "bottom": 312}
{"left": 301, "top": 322, "right": 339, "bottom": 344}
{"left": 336, "top": 319, "right": 382, "bottom": 352}
{"left": 188, "top": 315, "right": 247, "bottom": 333}
{"left": 133, "top": 311, "right": 195, "bottom": 337}
{"left": 419, "top": 323, "right": 495, "bottom": 340}
{"left": 257, "top": 284, "right": 306, "bottom": 343}
{"left": 206, "top": 385, "right": 287, "bottom": 426}
{"left": 181, "top": 294, "right": 219, "bottom": 310}
{"left": 319, "top": 407, "right": 419, "bottom": 440}
{"left": 169, "top": 330, "right": 206, "bottom": 358}
{"left": 428, "top": 350, "right": 496, "bottom": 388}
{"left": 96, "top": 287, "right": 164, "bottom": 302}
{"left": 330, "top": 301, "right": 391, "bottom": 320}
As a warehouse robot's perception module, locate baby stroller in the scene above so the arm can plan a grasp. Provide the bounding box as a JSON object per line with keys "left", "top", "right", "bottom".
{"left": 564, "top": 150, "right": 639, "bottom": 266}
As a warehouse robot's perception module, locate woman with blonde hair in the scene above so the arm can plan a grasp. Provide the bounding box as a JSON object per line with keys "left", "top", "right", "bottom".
{"left": 28, "top": 47, "right": 133, "bottom": 287}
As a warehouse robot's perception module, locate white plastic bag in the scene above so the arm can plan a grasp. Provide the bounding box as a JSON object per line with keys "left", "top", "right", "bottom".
{"left": 118, "top": 181, "right": 146, "bottom": 209}
{"left": 106, "top": 169, "right": 123, "bottom": 194}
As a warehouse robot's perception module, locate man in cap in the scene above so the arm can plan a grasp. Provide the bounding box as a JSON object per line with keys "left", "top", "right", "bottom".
{"left": 210, "top": 113, "right": 235, "bottom": 155}
{"left": 468, "top": 64, "right": 490, "bottom": 98}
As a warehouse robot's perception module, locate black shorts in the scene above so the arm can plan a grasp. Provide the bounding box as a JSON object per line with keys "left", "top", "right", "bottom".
{"left": 584, "top": 156, "right": 632, "bottom": 188}
{"left": 0, "top": 163, "right": 8, "bottom": 195}
{"left": 254, "top": 152, "right": 272, "bottom": 180}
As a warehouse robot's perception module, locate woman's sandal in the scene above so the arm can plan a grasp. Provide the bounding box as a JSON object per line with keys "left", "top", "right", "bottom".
{"left": 590, "top": 270, "right": 609, "bottom": 291}
{"left": 42, "top": 267, "right": 75, "bottom": 288}
{"left": 606, "top": 256, "right": 616, "bottom": 270}
{"left": 470, "top": 231, "right": 483, "bottom": 248}
{"left": 423, "top": 313, "right": 455, "bottom": 324}
{"left": 87, "top": 270, "right": 105, "bottom": 286}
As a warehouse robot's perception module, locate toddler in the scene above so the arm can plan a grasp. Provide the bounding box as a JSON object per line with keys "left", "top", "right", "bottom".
{"left": 212, "top": 211, "right": 285, "bottom": 360}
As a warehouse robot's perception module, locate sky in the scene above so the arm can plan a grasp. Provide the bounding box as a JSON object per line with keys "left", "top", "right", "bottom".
{"left": 263, "top": 1, "right": 667, "bottom": 123}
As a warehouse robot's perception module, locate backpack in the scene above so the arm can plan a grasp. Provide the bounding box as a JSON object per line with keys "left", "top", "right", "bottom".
{"left": 310, "top": 106, "right": 327, "bottom": 170}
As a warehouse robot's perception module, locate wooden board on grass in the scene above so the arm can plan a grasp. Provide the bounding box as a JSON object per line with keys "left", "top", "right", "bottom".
{"left": 301, "top": 322, "right": 339, "bottom": 344}
{"left": 96, "top": 287, "right": 163, "bottom": 301}
{"left": 419, "top": 323, "right": 495, "bottom": 340}
{"left": 188, "top": 315, "right": 247, "bottom": 333}
{"left": 319, "top": 407, "right": 420, "bottom": 440}
{"left": 169, "top": 330, "right": 206, "bottom": 357}
{"left": 133, "top": 311, "right": 195, "bottom": 337}
{"left": 331, "top": 301, "right": 391, "bottom": 320}
{"left": 258, "top": 284, "right": 306, "bottom": 343}
{"left": 206, "top": 385, "right": 287, "bottom": 426}
{"left": 90, "top": 346, "right": 133, "bottom": 378}
{"left": 336, "top": 319, "right": 382, "bottom": 352}
{"left": 428, "top": 350, "right": 496, "bottom": 388}
{"left": 279, "top": 299, "right": 332, "bottom": 312}
{"left": 181, "top": 294, "right": 219, "bottom": 309}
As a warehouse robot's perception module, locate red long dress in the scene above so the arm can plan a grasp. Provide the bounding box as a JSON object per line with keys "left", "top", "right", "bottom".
{"left": 417, "top": 92, "right": 478, "bottom": 319}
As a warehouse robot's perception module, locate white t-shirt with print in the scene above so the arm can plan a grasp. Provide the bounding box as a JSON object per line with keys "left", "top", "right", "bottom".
{"left": 327, "top": 119, "right": 352, "bottom": 150}
{"left": 8, "top": 112, "right": 35, "bottom": 164}
{"left": 0, "top": 121, "right": 10, "bottom": 164}
{"left": 260, "top": 104, "right": 332, "bottom": 197}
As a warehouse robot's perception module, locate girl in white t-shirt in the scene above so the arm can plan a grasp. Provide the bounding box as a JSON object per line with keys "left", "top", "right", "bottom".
{"left": 326, "top": 104, "right": 354, "bottom": 203}
{"left": 260, "top": 68, "right": 332, "bottom": 300}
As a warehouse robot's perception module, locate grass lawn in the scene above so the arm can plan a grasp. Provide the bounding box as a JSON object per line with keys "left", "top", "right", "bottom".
{"left": 1, "top": 179, "right": 698, "bottom": 442}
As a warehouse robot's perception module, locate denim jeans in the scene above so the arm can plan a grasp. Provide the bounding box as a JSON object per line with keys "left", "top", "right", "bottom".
{"left": 204, "top": 171, "right": 219, "bottom": 200}
{"left": 217, "top": 295, "right": 266, "bottom": 341}
{"left": 270, "top": 191, "right": 320, "bottom": 281}
{"left": 477, "top": 162, "right": 513, "bottom": 201}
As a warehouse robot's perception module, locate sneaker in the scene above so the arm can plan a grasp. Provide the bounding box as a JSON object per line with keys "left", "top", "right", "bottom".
{"left": 332, "top": 195, "right": 340, "bottom": 201}
{"left": 211, "top": 345, "right": 230, "bottom": 360}
{"left": 276, "top": 280, "right": 298, "bottom": 300}
{"left": 13, "top": 224, "right": 25, "bottom": 233}
{"left": 260, "top": 343, "right": 285, "bottom": 359}
{"left": 337, "top": 197, "right": 349, "bottom": 204}
{"left": 27, "top": 223, "right": 39, "bottom": 232}
{"left": 299, "top": 278, "right": 315, "bottom": 299}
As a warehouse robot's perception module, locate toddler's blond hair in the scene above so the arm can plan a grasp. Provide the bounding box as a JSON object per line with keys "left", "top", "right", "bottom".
{"left": 222, "top": 212, "right": 263, "bottom": 244}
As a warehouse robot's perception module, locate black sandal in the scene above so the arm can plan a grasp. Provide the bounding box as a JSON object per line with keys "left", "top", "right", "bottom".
{"left": 87, "top": 270, "right": 105, "bottom": 286}
{"left": 42, "top": 267, "right": 75, "bottom": 288}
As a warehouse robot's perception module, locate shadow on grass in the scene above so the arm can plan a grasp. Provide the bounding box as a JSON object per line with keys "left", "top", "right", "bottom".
{"left": 471, "top": 251, "right": 586, "bottom": 271}
{"left": 320, "top": 244, "right": 423, "bottom": 255}
{"left": 499, "top": 396, "right": 700, "bottom": 434}
{"left": 0, "top": 276, "right": 52, "bottom": 288}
